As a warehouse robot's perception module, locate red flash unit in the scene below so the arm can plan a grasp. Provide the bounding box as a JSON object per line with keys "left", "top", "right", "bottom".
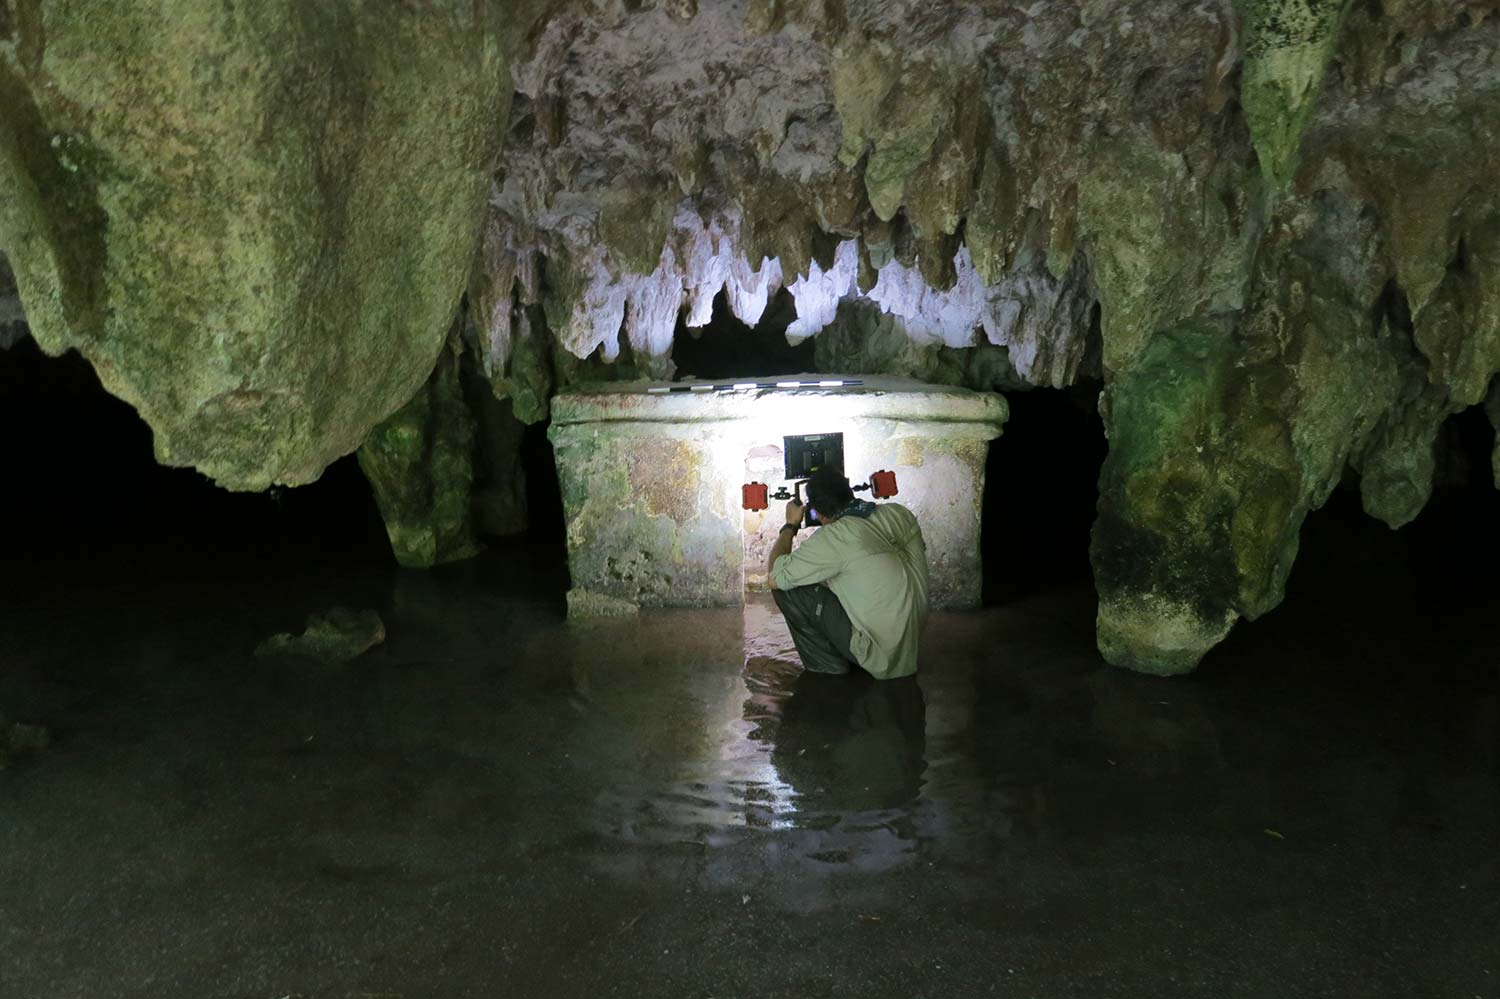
{"left": 742, "top": 482, "right": 769, "bottom": 511}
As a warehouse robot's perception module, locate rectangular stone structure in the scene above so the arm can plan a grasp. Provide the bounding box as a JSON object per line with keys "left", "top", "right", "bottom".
{"left": 549, "top": 376, "right": 1007, "bottom": 615}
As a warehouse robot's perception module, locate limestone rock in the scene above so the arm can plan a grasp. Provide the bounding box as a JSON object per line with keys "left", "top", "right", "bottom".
{"left": 467, "top": 222, "right": 555, "bottom": 424}
{"left": 811, "top": 299, "right": 1033, "bottom": 393}
{"left": 359, "top": 316, "right": 532, "bottom": 567}
{"left": 1093, "top": 188, "right": 1420, "bottom": 671}
{"left": 8, "top": 0, "right": 1500, "bottom": 675}
{"left": 482, "top": 2, "right": 1242, "bottom": 385}
{"left": 0, "top": 253, "right": 26, "bottom": 349}
{"left": 255, "top": 608, "right": 386, "bottom": 663}
{"left": 358, "top": 332, "right": 485, "bottom": 569}
{"left": 1238, "top": 0, "right": 1354, "bottom": 189}
{"left": 0, "top": 3, "right": 515, "bottom": 489}
{"left": 0, "top": 713, "right": 51, "bottom": 769}
{"left": 566, "top": 589, "right": 643, "bottom": 619}
{"left": 467, "top": 380, "right": 531, "bottom": 541}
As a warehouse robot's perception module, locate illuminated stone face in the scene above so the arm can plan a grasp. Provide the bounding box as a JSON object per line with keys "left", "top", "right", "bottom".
{"left": 549, "top": 377, "right": 1007, "bottom": 614}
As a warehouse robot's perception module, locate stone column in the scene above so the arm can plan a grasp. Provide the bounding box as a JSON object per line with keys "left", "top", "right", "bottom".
{"left": 358, "top": 337, "right": 482, "bottom": 568}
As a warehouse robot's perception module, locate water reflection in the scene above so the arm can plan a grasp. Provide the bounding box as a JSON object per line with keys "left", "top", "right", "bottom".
{"left": 526, "top": 590, "right": 1262, "bottom": 876}
{"left": 754, "top": 668, "right": 927, "bottom": 819}
{"left": 577, "top": 598, "right": 937, "bottom": 875}
{"left": 738, "top": 595, "right": 927, "bottom": 826}
{"left": 7, "top": 539, "right": 1498, "bottom": 995}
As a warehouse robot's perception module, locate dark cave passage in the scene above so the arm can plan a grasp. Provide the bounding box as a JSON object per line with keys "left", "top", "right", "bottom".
{"left": 980, "top": 382, "right": 1108, "bottom": 605}
{"left": 1205, "top": 402, "right": 1500, "bottom": 686}
{"left": 0, "top": 338, "right": 571, "bottom": 611}
{"left": 1296, "top": 403, "right": 1500, "bottom": 611}
{"left": 668, "top": 288, "right": 814, "bottom": 380}
{"left": 519, "top": 417, "right": 568, "bottom": 561}
{"left": 0, "top": 338, "right": 391, "bottom": 586}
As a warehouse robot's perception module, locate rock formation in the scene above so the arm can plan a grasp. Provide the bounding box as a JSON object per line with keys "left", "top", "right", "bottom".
{"left": 357, "top": 317, "right": 530, "bottom": 568}
{"left": 0, "top": 711, "right": 50, "bottom": 769}
{"left": 358, "top": 327, "right": 487, "bottom": 568}
{"left": 474, "top": 0, "right": 1500, "bottom": 673}
{"left": 0, "top": 254, "right": 27, "bottom": 349}
{"left": 0, "top": 2, "right": 530, "bottom": 489}
{"left": 4, "top": 0, "right": 1499, "bottom": 671}
{"left": 255, "top": 607, "right": 386, "bottom": 663}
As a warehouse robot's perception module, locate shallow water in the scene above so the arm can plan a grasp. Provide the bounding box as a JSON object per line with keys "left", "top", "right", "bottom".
{"left": 1, "top": 540, "right": 1497, "bottom": 998}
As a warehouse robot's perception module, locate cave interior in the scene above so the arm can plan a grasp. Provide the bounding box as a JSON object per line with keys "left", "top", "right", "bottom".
{"left": 3, "top": 0, "right": 1500, "bottom": 994}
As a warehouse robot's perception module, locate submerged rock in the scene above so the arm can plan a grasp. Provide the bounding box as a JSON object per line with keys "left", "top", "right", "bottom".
{"left": 255, "top": 608, "right": 386, "bottom": 663}
{"left": 0, "top": 714, "right": 51, "bottom": 769}
{"left": 566, "top": 589, "right": 643, "bottom": 620}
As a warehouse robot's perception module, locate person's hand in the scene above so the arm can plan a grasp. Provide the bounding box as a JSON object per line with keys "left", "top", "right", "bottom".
{"left": 784, "top": 499, "right": 804, "bottom": 527}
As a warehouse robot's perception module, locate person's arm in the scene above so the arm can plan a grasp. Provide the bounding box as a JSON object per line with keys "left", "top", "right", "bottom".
{"left": 766, "top": 498, "right": 803, "bottom": 588}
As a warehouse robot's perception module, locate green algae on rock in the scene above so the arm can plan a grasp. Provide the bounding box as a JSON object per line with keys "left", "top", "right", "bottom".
{"left": 0, "top": 2, "right": 511, "bottom": 490}
{"left": 359, "top": 335, "right": 484, "bottom": 569}
{"left": 1238, "top": 0, "right": 1354, "bottom": 189}
{"left": 358, "top": 320, "right": 532, "bottom": 568}
{"left": 0, "top": 710, "right": 51, "bottom": 770}
{"left": 255, "top": 608, "right": 386, "bottom": 663}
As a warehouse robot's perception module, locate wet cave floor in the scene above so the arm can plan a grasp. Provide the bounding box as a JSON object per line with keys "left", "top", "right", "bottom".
{"left": 1, "top": 526, "right": 1498, "bottom": 998}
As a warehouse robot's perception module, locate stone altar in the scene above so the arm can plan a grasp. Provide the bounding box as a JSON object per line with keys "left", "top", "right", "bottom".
{"left": 549, "top": 376, "right": 1007, "bottom": 615}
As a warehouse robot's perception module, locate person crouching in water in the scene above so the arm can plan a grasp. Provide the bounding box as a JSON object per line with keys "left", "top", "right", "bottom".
{"left": 767, "top": 467, "right": 929, "bottom": 678}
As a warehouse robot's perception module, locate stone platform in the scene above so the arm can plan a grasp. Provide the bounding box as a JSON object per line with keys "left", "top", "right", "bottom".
{"left": 549, "top": 376, "right": 1007, "bottom": 614}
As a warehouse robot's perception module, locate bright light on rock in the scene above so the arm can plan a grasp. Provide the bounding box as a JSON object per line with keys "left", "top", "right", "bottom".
{"left": 786, "top": 241, "right": 861, "bottom": 343}
{"left": 549, "top": 377, "right": 1007, "bottom": 615}
{"left": 480, "top": 199, "right": 1099, "bottom": 392}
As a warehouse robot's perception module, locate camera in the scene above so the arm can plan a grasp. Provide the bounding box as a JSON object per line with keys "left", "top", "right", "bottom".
{"left": 783, "top": 432, "right": 843, "bottom": 480}
{"left": 741, "top": 432, "right": 899, "bottom": 526}
{"left": 784, "top": 433, "right": 841, "bottom": 527}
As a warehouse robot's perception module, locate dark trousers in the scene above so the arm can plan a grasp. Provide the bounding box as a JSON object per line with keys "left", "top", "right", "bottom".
{"left": 772, "top": 584, "right": 857, "bottom": 675}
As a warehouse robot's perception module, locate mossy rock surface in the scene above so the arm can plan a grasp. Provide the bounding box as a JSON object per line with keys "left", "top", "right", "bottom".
{"left": 358, "top": 333, "right": 483, "bottom": 569}
{"left": 0, "top": 2, "right": 510, "bottom": 489}
{"left": 255, "top": 607, "right": 386, "bottom": 663}
{"left": 0, "top": 714, "right": 51, "bottom": 769}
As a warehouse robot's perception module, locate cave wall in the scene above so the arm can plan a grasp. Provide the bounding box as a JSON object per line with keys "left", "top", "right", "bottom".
{"left": 357, "top": 314, "right": 530, "bottom": 569}
{"left": 470, "top": 0, "right": 1500, "bottom": 673}
{"left": 5, "top": 0, "right": 1500, "bottom": 672}
{"left": 0, "top": 253, "right": 25, "bottom": 349}
{"left": 0, "top": 1, "right": 544, "bottom": 489}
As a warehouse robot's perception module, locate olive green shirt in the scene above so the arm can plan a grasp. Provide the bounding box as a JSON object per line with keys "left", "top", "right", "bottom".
{"left": 770, "top": 502, "right": 929, "bottom": 679}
